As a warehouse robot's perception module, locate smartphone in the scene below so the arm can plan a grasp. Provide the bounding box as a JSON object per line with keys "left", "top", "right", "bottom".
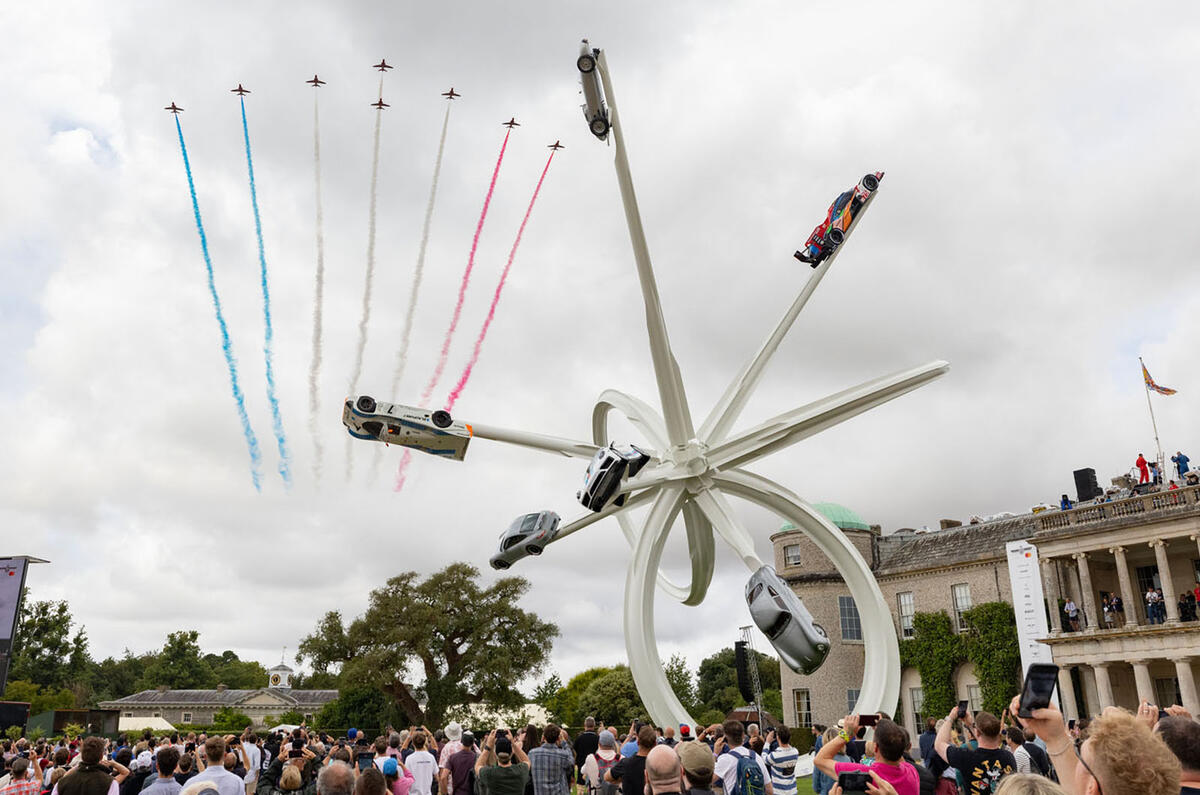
{"left": 858, "top": 714, "right": 878, "bottom": 727}
{"left": 838, "top": 772, "right": 871, "bottom": 792}
{"left": 957, "top": 700, "right": 969, "bottom": 720}
{"left": 1018, "top": 663, "right": 1060, "bottom": 718}
{"left": 289, "top": 750, "right": 304, "bottom": 759}
{"left": 1067, "top": 719, "right": 1076, "bottom": 730}
{"left": 1158, "top": 709, "right": 1169, "bottom": 721}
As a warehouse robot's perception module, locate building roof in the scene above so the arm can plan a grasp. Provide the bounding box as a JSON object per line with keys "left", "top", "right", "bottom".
{"left": 874, "top": 514, "right": 1038, "bottom": 575}
{"left": 780, "top": 502, "right": 871, "bottom": 532}
{"left": 102, "top": 688, "right": 338, "bottom": 707}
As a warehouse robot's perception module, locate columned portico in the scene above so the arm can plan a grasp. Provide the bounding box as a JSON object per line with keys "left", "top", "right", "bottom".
{"left": 1151, "top": 540, "right": 1180, "bottom": 624}
{"left": 1069, "top": 562, "right": 1086, "bottom": 628}
{"left": 1174, "top": 657, "right": 1200, "bottom": 715}
{"left": 1093, "top": 663, "right": 1115, "bottom": 709}
{"left": 1073, "top": 552, "right": 1098, "bottom": 633}
{"left": 1132, "top": 660, "right": 1155, "bottom": 703}
{"left": 1041, "top": 557, "right": 1062, "bottom": 634}
{"left": 1057, "top": 667, "right": 1079, "bottom": 719}
{"left": 1109, "top": 546, "right": 1139, "bottom": 628}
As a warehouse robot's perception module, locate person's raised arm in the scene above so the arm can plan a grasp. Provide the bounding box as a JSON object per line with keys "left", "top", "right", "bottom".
{"left": 816, "top": 715, "right": 859, "bottom": 778}
{"left": 475, "top": 732, "right": 495, "bottom": 774}
{"left": 512, "top": 739, "right": 529, "bottom": 766}
{"left": 934, "top": 708, "right": 956, "bottom": 762}
{"left": 1008, "top": 695, "right": 1075, "bottom": 795}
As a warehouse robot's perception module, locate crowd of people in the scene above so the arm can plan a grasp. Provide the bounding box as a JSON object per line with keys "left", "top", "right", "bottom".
{"left": 1, "top": 695, "right": 1197, "bottom": 795}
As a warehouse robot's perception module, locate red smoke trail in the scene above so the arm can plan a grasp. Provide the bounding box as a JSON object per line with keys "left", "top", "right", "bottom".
{"left": 395, "top": 129, "right": 511, "bottom": 491}
{"left": 446, "top": 150, "right": 555, "bottom": 412}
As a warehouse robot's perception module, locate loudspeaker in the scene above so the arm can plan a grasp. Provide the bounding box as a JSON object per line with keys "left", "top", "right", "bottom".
{"left": 734, "top": 641, "right": 754, "bottom": 704}
{"left": 1073, "top": 468, "right": 1102, "bottom": 503}
{"left": 0, "top": 701, "right": 29, "bottom": 733}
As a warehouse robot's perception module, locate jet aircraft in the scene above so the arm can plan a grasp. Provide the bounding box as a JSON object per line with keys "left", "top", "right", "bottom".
{"left": 547, "top": 140, "right": 565, "bottom": 150}
{"left": 442, "top": 87, "right": 461, "bottom": 100}
{"left": 306, "top": 74, "right": 326, "bottom": 87}
{"left": 503, "top": 117, "right": 520, "bottom": 128}
{"left": 373, "top": 59, "right": 394, "bottom": 72}
{"left": 230, "top": 84, "right": 250, "bottom": 96}
{"left": 371, "top": 98, "right": 390, "bottom": 109}
{"left": 164, "top": 102, "right": 183, "bottom": 114}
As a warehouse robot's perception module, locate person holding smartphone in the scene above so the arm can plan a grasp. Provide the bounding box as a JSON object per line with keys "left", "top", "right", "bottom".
{"left": 934, "top": 709, "right": 1013, "bottom": 795}
{"left": 813, "top": 715, "right": 916, "bottom": 795}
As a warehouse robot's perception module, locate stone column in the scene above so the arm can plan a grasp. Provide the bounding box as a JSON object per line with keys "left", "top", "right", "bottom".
{"left": 1073, "top": 552, "right": 1098, "bottom": 632}
{"left": 1057, "top": 667, "right": 1078, "bottom": 720}
{"left": 1041, "top": 557, "right": 1062, "bottom": 633}
{"left": 1150, "top": 540, "right": 1180, "bottom": 623}
{"left": 1131, "top": 660, "right": 1155, "bottom": 704}
{"left": 1068, "top": 562, "right": 1086, "bottom": 629}
{"left": 1173, "top": 658, "right": 1199, "bottom": 715}
{"left": 1109, "top": 546, "right": 1140, "bottom": 627}
{"left": 1093, "top": 663, "right": 1115, "bottom": 709}
{"left": 1192, "top": 534, "right": 1200, "bottom": 561}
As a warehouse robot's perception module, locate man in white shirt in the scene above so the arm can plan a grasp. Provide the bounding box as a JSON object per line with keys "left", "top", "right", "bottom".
{"left": 191, "top": 738, "right": 246, "bottom": 795}
{"left": 405, "top": 733, "right": 438, "bottom": 795}
{"left": 713, "top": 721, "right": 772, "bottom": 795}
{"left": 240, "top": 734, "right": 261, "bottom": 795}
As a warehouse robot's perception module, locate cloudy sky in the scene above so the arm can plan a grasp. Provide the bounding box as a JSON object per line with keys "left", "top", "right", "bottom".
{"left": 4, "top": 1, "right": 1200, "bottom": 697}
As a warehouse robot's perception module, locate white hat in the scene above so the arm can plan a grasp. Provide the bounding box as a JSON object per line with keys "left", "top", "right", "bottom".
{"left": 136, "top": 751, "right": 154, "bottom": 770}
{"left": 444, "top": 722, "right": 463, "bottom": 742}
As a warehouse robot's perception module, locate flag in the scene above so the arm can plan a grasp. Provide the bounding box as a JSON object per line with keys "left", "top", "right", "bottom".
{"left": 1142, "top": 362, "right": 1177, "bottom": 395}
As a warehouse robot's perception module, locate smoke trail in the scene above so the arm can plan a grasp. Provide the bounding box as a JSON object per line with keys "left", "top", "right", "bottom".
{"left": 309, "top": 91, "right": 326, "bottom": 485}
{"left": 240, "top": 96, "right": 292, "bottom": 487}
{"left": 175, "top": 115, "right": 263, "bottom": 492}
{"left": 446, "top": 150, "right": 556, "bottom": 411}
{"left": 347, "top": 77, "right": 385, "bottom": 478}
{"left": 395, "top": 128, "right": 511, "bottom": 491}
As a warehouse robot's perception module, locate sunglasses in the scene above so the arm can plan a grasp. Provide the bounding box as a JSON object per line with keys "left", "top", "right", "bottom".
{"left": 1074, "top": 742, "right": 1102, "bottom": 795}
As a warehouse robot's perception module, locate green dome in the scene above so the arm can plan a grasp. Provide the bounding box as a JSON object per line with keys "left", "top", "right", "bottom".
{"left": 779, "top": 502, "right": 870, "bottom": 532}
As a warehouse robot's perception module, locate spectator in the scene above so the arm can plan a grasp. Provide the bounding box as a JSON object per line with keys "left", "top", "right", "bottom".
{"left": 401, "top": 736, "right": 435, "bottom": 795}
{"left": 437, "top": 725, "right": 464, "bottom": 780}
{"left": 1137, "top": 454, "right": 1150, "bottom": 484}
{"left": 123, "top": 753, "right": 154, "bottom": 795}
{"left": 381, "top": 758, "right": 412, "bottom": 795}
{"left": 176, "top": 754, "right": 198, "bottom": 786}
{"left": 1153, "top": 715, "right": 1199, "bottom": 795}
{"left": 574, "top": 720, "right": 600, "bottom": 786}
{"left": 441, "top": 733, "right": 473, "bottom": 795}
{"left": 1172, "top": 451, "right": 1191, "bottom": 479}
{"left": 387, "top": 737, "right": 401, "bottom": 762}
{"left": 315, "top": 764, "right": 353, "bottom": 795}
{"left": 713, "top": 721, "right": 771, "bottom": 795}
{"left": 4, "top": 758, "right": 45, "bottom": 795}
{"left": 581, "top": 732, "right": 620, "bottom": 795}
{"left": 240, "top": 737, "right": 261, "bottom": 795}
{"left": 181, "top": 784, "right": 219, "bottom": 795}
{"left": 144, "top": 748, "right": 182, "bottom": 795}
{"left": 1101, "top": 597, "right": 1114, "bottom": 628}
{"left": 354, "top": 770, "right": 386, "bottom": 795}
{"left": 816, "top": 716, "right": 914, "bottom": 795}
{"left": 918, "top": 719, "right": 937, "bottom": 769}
{"left": 935, "top": 709, "right": 1014, "bottom": 795}
{"left": 618, "top": 726, "right": 639, "bottom": 761}
{"left": 678, "top": 727, "right": 693, "bottom": 745}
{"left": 1062, "top": 599, "right": 1080, "bottom": 632}
{"left": 474, "top": 733, "right": 530, "bottom": 795}
{"left": 192, "top": 739, "right": 244, "bottom": 795}
{"left": 674, "top": 742, "right": 714, "bottom": 795}
{"left": 607, "top": 728, "right": 656, "bottom": 795}
{"left": 992, "top": 774, "right": 1067, "bottom": 795}
{"left": 528, "top": 726, "right": 573, "bottom": 795}
{"left": 53, "top": 737, "right": 122, "bottom": 795}
{"left": 643, "top": 748, "right": 682, "bottom": 795}
{"left": 811, "top": 729, "right": 848, "bottom": 795}
{"left": 659, "top": 729, "right": 677, "bottom": 750}
{"left": 1003, "top": 728, "right": 1031, "bottom": 776}
{"left": 1059, "top": 495, "right": 1072, "bottom": 511}
{"left": 1109, "top": 593, "right": 1123, "bottom": 618}
{"left": 764, "top": 726, "right": 798, "bottom": 795}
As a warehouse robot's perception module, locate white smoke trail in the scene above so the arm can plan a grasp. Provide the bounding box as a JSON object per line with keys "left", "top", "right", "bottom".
{"left": 309, "top": 91, "right": 326, "bottom": 485}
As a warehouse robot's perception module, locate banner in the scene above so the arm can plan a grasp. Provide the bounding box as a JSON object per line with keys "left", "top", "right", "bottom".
{"left": 1005, "top": 540, "right": 1060, "bottom": 707}
{"left": 0, "top": 557, "right": 30, "bottom": 692}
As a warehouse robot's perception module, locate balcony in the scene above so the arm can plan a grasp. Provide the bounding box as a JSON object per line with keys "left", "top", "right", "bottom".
{"left": 1035, "top": 483, "right": 1200, "bottom": 533}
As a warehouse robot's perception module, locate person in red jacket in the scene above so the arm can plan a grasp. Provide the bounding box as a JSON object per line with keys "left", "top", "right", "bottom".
{"left": 1136, "top": 453, "right": 1150, "bottom": 484}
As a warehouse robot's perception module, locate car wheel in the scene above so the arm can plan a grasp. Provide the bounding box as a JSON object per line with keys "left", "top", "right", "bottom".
{"left": 826, "top": 228, "right": 845, "bottom": 246}
{"left": 356, "top": 395, "right": 377, "bottom": 413}
{"left": 590, "top": 116, "right": 610, "bottom": 137}
{"left": 862, "top": 174, "right": 879, "bottom": 191}
{"left": 527, "top": 545, "right": 542, "bottom": 556}
{"left": 491, "top": 559, "right": 510, "bottom": 571}
{"left": 431, "top": 410, "right": 453, "bottom": 429}
{"left": 577, "top": 54, "right": 596, "bottom": 73}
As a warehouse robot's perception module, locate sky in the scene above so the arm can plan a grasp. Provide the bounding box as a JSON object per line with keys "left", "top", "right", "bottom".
{"left": 3, "top": 1, "right": 1200, "bottom": 700}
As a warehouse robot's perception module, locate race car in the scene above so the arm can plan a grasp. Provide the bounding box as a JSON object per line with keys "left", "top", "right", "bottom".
{"left": 577, "top": 443, "right": 651, "bottom": 512}
{"left": 489, "top": 510, "right": 562, "bottom": 570}
{"left": 746, "top": 565, "right": 830, "bottom": 674}
{"left": 794, "top": 171, "right": 884, "bottom": 267}
{"left": 577, "top": 39, "right": 610, "bottom": 140}
{"left": 342, "top": 395, "right": 472, "bottom": 461}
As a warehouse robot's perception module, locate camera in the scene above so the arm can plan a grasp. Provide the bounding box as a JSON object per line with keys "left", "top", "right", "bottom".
{"left": 292, "top": 739, "right": 303, "bottom": 750}
{"left": 838, "top": 772, "right": 871, "bottom": 792}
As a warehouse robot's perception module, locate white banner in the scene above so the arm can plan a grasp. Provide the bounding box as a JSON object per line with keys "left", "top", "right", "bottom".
{"left": 1005, "top": 540, "right": 1059, "bottom": 706}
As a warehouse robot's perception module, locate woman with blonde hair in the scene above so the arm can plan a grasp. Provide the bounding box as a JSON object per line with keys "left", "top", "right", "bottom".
{"left": 994, "top": 773, "right": 1068, "bottom": 795}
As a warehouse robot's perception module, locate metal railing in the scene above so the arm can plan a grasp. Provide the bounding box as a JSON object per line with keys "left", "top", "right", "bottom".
{"left": 1035, "top": 483, "right": 1200, "bottom": 531}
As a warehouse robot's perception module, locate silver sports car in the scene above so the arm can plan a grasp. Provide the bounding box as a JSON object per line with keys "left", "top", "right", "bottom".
{"left": 746, "top": 565, "right": 830, "bottom": 675}
{"left": 576, "top": 443, "right": 651, "bottom": 512}
{"left": 489, "top": 511, "right": 562, "bottom": 570}
{"left": 342, "top": 395, "right": 472, "bottom": 461}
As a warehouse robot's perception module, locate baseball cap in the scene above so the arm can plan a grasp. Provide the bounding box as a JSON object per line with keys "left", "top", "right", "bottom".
{"left": 382, "top": 758, "right": 398, "bottom": 776}
{"left": 678, "top": 724, "right": 691, "bottom": 737}
{"left": 494, "top": 737, "right": 513, "bottom": 755}
{"left": 675, "top": 741, "right": 713, "bottom": 776}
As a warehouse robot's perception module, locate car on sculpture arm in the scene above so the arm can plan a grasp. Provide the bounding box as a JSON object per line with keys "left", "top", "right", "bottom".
{"left": 576, "top": 443, "right": 651, "bottom": 512}
{"left": 745, "top": 565, "right": 831, "bottom": 674}
{"left": 342, "top": 395, "right": 472, "bottom": 461}
{"left": 577, "top": 39, "right": 611, "bottom": 140}
{"left": 489, "top": 511, "right": 562, "bottom": 570}
{"left": 794, "top": 171, "right": 884, "bottom": 268}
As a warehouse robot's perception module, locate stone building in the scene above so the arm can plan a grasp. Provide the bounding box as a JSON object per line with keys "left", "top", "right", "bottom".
{"left": 772, "top": 487, "right": 1200, "bottom": 740}
{"left": 99, "top": 663, "right": 338, "bottom": 727}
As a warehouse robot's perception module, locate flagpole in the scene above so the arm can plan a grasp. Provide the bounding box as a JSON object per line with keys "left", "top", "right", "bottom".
{"left": 1139, "top": 357, "right": 1165, "bottom": 474}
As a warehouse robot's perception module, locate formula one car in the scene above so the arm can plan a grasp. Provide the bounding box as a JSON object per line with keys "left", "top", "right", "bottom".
{"left": 794, "top": 171, "right": 884, "bottom": 267}
{"left": 342, "top": 395, "right": 472, "bottom": 461}
{"left": 489, "top": 510, "right": 562, "bottom": 570}
{"left": 577, "top": 443, "right": 651, "bottom": 512}
{"left": 746, "top": 565, "right": 830, "bottom": 674}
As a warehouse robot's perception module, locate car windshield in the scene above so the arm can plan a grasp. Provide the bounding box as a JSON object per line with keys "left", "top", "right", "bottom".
{"left": 521, "top": 514, "right": 539, "bottom": 532}
{"left": 501, "top": 534, "right": 524, "bottom": 551}
{"left": 832, "top": 191, "right": 852, "bottom": 214}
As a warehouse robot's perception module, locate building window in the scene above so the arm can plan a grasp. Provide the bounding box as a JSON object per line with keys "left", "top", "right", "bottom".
{"left": 123, "top": 712, "right": 132, "bottom": 718}
{"left": 304, "top": 714, "right": 314, "bottom": 723}
{"left": 784, "top": 544, "right": 802, "bottom": 566}
{"left": 1136, "top": 565, "right": 1161, "bottom": 594}
{"left": 182, "top": 713, "right": 193, "bottom": 724}
{"left": 966, "top": 684, "right": 982, "bottom": 713}
{"left": 952, "top": 584, "right": 973, "bottom": 632}
{"left": 1155, "top": 678, "right": 1181, "bottom": 709}
{"left": 153, "top": 712, "right": 161, "bottom": 718}
{"left": 839, "top": 595, "right": 863, "bottom": 641}
{"left": 847, "top": 689, "right": 861, "bottom": 714}
{"left": 910, "top": 688, "right": 925, "bottom": 736}
{"left": 897, "top": 592, "right": 915, "bottom": 638}
{"left": 793, "top": 689, "right": 812, "bottom": 727}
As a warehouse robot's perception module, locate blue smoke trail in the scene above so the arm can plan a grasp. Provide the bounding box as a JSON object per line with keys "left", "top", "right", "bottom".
{"left": 175, "top": 115, "right": 263, "bottom": 492}
{"left": 240, "top": 96, "right": 292, "bottom": 487}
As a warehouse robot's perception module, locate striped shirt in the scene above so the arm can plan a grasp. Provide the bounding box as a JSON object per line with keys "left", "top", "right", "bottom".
{"left": 765, "top": 746, "right": 800, "bottom": 795}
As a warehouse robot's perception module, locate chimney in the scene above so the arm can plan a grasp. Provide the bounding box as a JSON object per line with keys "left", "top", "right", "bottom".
{"left": 157, "top": 685, "right": 168, "bottom": 693}
{"left": 216, "top": 684, "right": 228, "bottom": 692}
{"left": 940, "top": 519, "right": 962, "bottom": 530}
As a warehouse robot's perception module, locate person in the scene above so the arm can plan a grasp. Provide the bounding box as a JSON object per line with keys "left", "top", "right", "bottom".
{"left": 1173, "top": 451, "right": 1191, "bottom": 479}
{"left": 381, "top": 758, "right": 413, "bottom": 795}
{"left": 935, "top": 709, "right": 1014, "bottom": 795}
{"left": 144, "top": 748, "right": 183, "bottom": 795}
{"left": 1137, "top": 453, "right": 1150, "bottom": 484}
{"left": 240, "top": 737, "right": 261, "bottom": 795}
{"left": 639, "top": 748, "right": 682, "bottom": 795}
{"left": 528, "top": 725, "right": 573, "bottom": 795}
{"left": 815, "top": 716, "right": 914, "bottom": 795}
{"left": 1062, "top": 599, "right": 1080, "bottom": 632}
{"left": 441, "top": 734, "right": 473, "bottom": 795}
{"left": 1146, "top": 587, "right": 1161, "bottom": 625}
{"left": 1058, "top": 495, "right": 1072, "bottom": 511}
{"left": 401, "top": 737, "right": 435, "bottom": 795}
{"left": 1109, "top": 593, "right": 1123, "bottom": 619}
{"left": 712, "top": 721, "right": 771, "bottom": 795}
{"left": 1150, "top": 460, "right": 1163, "bottom": 485}
{"left": 581, "top": 732, "right": 620, "bottom": 795}
{"left": 1157, "top": 588, "right": 1168, "bottom": 623}
{"left": 574, "top": 720, "right": 600, "bottom": 787}
{"left": 607, "top": 728, "right": 655, "bottom": 795}
{"left": 475, "top": 732, "right": 530, "bottom": 795}
{"left": 1002, "top": 728, "right": 1031, "bottom": 776}
{"left": 659, "top": 729, "right": 677, "bottom": 750}
{"left": 618, "top": 726, "right": 639, "bottom": 761}
{"left": 6, "top": 758, "right": 46, "bottom": 795}
{"left": 811, "top": 729, "right": 848, "bottom": 795}
{"left": 437, "top": 725, "right": 464, "bottom": 782}
{"left": 354, "top": 769, "right": 386, "bottom": 795}
{"left": 674, "top": 742, "right": 713, "bottom": 795}
{"left": 315, "top": 763, "right": 353, "bottom": 795}
{"left": 991, "top": 774, "right": 1067, "bottom": 795}
{"left": 53, "top": 737, "right": 121, "bottom": 795}
{"left": 1154, "top": 715, "right": 1200, "bottom": 795}
{"left": 1100, "top": 597, "right": 1114, "bottom": 628}
{"left": 763, "top": 727, "right": 797, "bottom": 795}
{"left": 917, "top": 719, "right": 937, "bottom": 769}
{"left": 192, "top": 740, "right": 246, "bottom": 795}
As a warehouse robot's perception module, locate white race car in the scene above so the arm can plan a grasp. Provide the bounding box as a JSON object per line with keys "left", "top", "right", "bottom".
{"left": 342, "top": 395, "right": 472, "bottom": 461}
{"left": 577, "top": 39, "right": 610, "bottom": 140}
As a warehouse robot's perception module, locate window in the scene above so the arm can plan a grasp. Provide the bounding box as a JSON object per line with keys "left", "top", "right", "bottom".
{"left": 793, "top": 689, "right": 812, "bottom": 727}
{"left": 952, "top": 584, "right": 973, "bottom": 632}
{"left": 897, "top": 592, "right": 915, "bottom": 638}
{"left": 784, "top": 544, "right": 802, "bottom": 566}
{"left": 153, "top": 712, "right": 161, "bottom": 718}
{"left": 1136, "top": 565, "right": 1161, "bottom": 594}
{"left": 182, "top": 712, "right": 193, "bottom": 724}
{"left": 847, "top": 689, "right": 861, "bottom": 714}
{"left": 966, "top": 684, "right": 982, "bottom": 713}
{"left": 304, "top": 714, "right": 314, "bottom": 723}
{"left": 123, "top": 712, "right": 132, "bottom": 718}
{"left": 910, "top": 688, "right": 925, "bottom": 736}
{"left": 839, "top": 595, "right": 862, "bottom": 641}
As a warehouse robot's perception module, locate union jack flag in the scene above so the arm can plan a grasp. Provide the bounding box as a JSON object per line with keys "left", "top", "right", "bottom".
{"left": 1142, "top": 362, "right": 1177, "bottom": 395}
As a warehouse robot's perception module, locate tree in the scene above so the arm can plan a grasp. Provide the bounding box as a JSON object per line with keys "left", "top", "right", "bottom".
{"left": 533, "top": 673, "right": 565, "bottom": 723}
{"left": 276, "top": 710, "right": 306, "bottom": 726}
{"left": 136, "top": 631, "right": 217, "bottom": 691}
{"left": 313, "top": 686, "right": 405, "bottom": 734}
{"left": 2, "top": 679, "right": 75, "bottom": 715}
{"left": 298, "top": 563, "right": 558, "bottom": 726}
{"left": 212, "top": 708, "right": 252, "bottom": 730}
{"left": 205, "top": 651, "right": 270, "bottom": 689}
{"left": 664, "top": 654, "right": 697, "bottom": 714}
{"left": 9, "top": 595, "right": 91, "bottom": 691}
{"left": 90, "top": 651, "right": 155, "bottom": 704}
{"left": 576, "top": 667, "right": 647, "bottom": 726}
{"left": 695, "top": 647, "right": 781, "bottom": 718}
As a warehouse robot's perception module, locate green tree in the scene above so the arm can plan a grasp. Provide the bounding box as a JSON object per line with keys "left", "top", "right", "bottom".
{"left": 664, "top": 654, "right": 697, "bottom": 714}
{"left": 313, "top": 686, "right": 405, "bottom": 734}
{"left": 90, "top": 651, "right": 155, "bottom": 704}
{"left": 276, "top": 710, "right": 306, "bottom": 726}
{"left": 298, "top": 563, "right": 558, "bottom": 726}
{"left": 212, "top": 708, "right": 253, "bottom": 730}
{"left": 1, "top": 679, "right": 75, "bottom": 715}
{"left": 576, "top": 667, "right": 647, "bottom": 725}
{"left": 695, "top": 647, "right": 781, "bottom": 717}
{"left": 136, "top": 631, "right": 217, "bottom": 691}
{"left": 9, "top": 595, "right": 91, "bottom": 691}
{"left": 533, "top": 673, "right": 565, "bottom": 723}
{"left": 205, "top": 651, "right": 270, "bottom": 689}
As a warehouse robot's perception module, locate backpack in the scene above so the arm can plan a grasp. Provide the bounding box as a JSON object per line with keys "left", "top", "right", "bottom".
{"left": 734, "top": 751, "right": 766, "bottom": 795}
{"left": 591, "top": 752, "right": 621, "bottom": 795}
